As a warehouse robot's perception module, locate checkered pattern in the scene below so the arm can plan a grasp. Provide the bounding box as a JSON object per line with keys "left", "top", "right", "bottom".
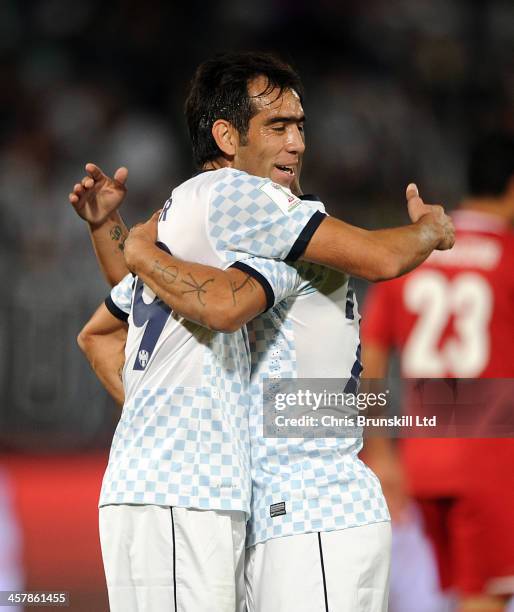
{"left": 294, "top": 261, "right": 331, "bottom": 295}
{"left": 110, "top": 273, "right": 134, "bottom": 314}
{"left": 209, "top": 170, "right": 323, "bottom": 262}
{"left": 241, "top": 258, "right": 304, "bottom": 307}
{"left": 99, "top": 312, "right": 253, "bottom": 512}
{"left": 99, "top": 170, "right": 327, "bottom": 516}
{"left": 100, "top": 381, "right": 250, "bottom": 512}
{"left": 245, "top": 263, "right": 390, "bottom": 547}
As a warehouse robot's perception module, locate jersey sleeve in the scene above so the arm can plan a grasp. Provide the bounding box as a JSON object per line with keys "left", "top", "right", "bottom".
{"left": 230, "top": 258, "right": 302, "bottom": 311}
{"left": 209, "top": 172, "right": 327, "bottom": 263}
{"left": 104, "top": 273, "right": 135, "bottom": 322}
{"left": 360, "top": 282, "right": 396, "bottom": 350}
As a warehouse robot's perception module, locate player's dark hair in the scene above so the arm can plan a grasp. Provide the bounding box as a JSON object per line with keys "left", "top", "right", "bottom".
{"left": 185, "top": 51, "right": 304, "bottom": 168}
{"left": 468, "top": 132, "right": 514, "bottom": 197}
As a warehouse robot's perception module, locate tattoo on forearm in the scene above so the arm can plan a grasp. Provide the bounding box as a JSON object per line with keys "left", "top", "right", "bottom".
{"left": 154, "top": 260, "right": 178, "bottom": 284}
{"left": 110, "top": 225, "right": 128, "bottom": 252}
{"left": 181, "top": 273, "right": 214, "bottom": 306}
{"left": 230, "top": 274, "right": 256, "bottom": 305}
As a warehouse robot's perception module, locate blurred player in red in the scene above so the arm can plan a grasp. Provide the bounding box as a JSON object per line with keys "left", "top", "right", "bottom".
{"left": 361, "top": 133, "right": 514, "bottom": 612}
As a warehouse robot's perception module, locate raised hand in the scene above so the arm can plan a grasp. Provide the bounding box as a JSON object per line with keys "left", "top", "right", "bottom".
{"left": 69, "top": 163, "right": 128, "bottom": 226}
{"left": 406, "top": 183, "right": 455, "bottom": 251}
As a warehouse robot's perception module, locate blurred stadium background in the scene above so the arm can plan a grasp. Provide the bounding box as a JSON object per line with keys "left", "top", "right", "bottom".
{"left": 0, "top": 0, "right": 513, "bottom": 609}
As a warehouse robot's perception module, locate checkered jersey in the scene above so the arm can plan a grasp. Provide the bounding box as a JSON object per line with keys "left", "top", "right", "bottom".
{"left": 208, "top": 170, "right": 326, "bottom": 263}
{"left": 240, "top": 258, "right": 390, "bottom": 547}
{"left": 99, "top": 168, "right": 324, "bottom": 515}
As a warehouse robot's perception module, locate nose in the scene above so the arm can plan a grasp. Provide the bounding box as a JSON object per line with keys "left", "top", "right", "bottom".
{"left": 285, "top": 124, "right": 305, "bottom": 155}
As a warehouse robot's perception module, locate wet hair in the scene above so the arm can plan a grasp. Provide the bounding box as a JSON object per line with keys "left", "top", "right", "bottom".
{"left": 185, "top": 51, "right": 304, "bottom": 168}
{"left": 468, "top": 132, "right": 514, "bottom": 197}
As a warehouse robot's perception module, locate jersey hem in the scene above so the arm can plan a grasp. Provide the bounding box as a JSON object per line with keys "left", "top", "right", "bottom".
{"left": 99, "top": 496, "right": 250, "bottom": 519}
{"left": 246, "top": 517, "right": 391, "bottom": 549}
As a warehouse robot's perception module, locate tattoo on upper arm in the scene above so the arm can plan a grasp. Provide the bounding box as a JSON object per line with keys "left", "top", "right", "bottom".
{"left": 110, "top": 225, "right": 128, "bottom": 252}
{"left": 154, "top": 260, "right": 178, "bottom": 284}
{"left": 181, "top": 273, "right": 214, "bottom": 306}
{"left": 230, "top": 274, "right": 256, "bottom": 305}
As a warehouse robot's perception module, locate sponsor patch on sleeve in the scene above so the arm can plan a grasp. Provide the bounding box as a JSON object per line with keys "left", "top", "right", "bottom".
{"left": 260, "top": 181, "right": 302, "bottom": 215}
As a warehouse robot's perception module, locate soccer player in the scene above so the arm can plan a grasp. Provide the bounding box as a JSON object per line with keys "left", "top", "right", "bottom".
{"left": 72, "top": 52, "right": 454, "bottom": 611}
{"left": 361, "top": 133, "right": 514, "bottom": 612}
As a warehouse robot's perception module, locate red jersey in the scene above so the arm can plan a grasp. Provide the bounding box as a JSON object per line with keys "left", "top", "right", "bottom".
{"left": 361, "top": 210, "right": 514, "bottom": 494}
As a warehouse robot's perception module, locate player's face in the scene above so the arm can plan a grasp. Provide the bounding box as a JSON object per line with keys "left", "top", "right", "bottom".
{"left": 233, "top": 76, "right": 305, "bottom": 190}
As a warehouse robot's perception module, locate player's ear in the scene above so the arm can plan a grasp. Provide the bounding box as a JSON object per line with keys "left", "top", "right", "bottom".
{"left": 212, "top": 120, "right": 238, "bottom": 157}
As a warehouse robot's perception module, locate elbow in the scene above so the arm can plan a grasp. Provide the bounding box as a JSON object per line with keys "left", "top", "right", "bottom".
{"left": 77, "top": 327, "right": 94, "bottom": 357}
{"left": 219, "top": 318, "right": 244, "bottom": 333}
{"left": 204, "top": 314, "right": 243, "bottom": 334}
{"left": 202, "top": 305, "right": 244, "bottom": 333}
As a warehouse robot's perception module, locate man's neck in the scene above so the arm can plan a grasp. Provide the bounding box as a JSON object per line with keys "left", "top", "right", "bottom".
{"left": 460, "top": 197, "right": 514, "bottom": 224}
{"left": 203, "top": 157, "right": 232, "bottom": 171}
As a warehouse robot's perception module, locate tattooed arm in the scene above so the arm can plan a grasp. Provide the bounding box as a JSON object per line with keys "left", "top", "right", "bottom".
{"left": 69, "top": 163, "right": 130, "bottom": 285}
{"left": 124, "top": 214, "right": 267, "bottom": 333}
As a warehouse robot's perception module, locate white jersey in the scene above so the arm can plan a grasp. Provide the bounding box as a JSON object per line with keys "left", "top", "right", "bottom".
{"left": 237, "top": 254, "right": 390, "bottom": 546}
{"left": 100, "top": 168, "right": 326, "bottom": 514}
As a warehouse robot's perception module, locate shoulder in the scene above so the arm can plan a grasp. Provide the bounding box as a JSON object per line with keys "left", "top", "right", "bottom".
{"left": 174, "top": 168, "right": 268, "bottom": 203}
{"left": 499, "top": 230, "right": 514, "bottom": 275}
{"left": 210, "top": 168, "right": 268, "bottom": 198}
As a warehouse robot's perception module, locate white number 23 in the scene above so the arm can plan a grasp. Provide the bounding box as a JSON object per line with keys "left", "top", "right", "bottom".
{"left": 403, "top": 271, "right": 493, "bottom": 377}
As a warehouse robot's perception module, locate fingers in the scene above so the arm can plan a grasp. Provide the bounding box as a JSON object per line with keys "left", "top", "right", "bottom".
{"left": 406, "top": 182, "right": 427, "bottom": 223}
{"left": 406, "top": 182, "right": 425, "bottom": 207}
{"left": 69, "top": 182, "right": 85, "bottom": 205}
{"left": 138, "top": 210, "right": 161, "bottom": 225}
{"left": 406, "top": 183, "right": 446, "bottom": 214}
{"left": 85, "top": 163, "right": 104, "bottom": 181}
{"left": 405, "top": 182, "right": 454, "bottom": 250}
{"left": 113, "top": 166, "right": 128, "bottom": 185}
{"left": 406, "top": 183, "right": 419, "bottom": 202}
{"left": 68, "top": 173, "right": 97, "bottom": 205}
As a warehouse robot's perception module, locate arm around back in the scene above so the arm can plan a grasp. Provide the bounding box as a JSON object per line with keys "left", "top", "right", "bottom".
{"left": 78, "top": 303, "right": 128, "bottom": 406}
{"left": 301, "top": 215, "right": 444, "bottom": 281}
{"left": 123, "top": 215, "right": 269, "bottom": 333}
{"left": 301, "top": 185, "right": 454, "bottom": 282}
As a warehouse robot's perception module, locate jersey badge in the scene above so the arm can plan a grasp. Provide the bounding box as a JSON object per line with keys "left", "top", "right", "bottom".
{"left": 138, "top": 349, "right": 149, "bottom": 369}
{"left": 260, "top": 182, "right": 301, "bottom": 215}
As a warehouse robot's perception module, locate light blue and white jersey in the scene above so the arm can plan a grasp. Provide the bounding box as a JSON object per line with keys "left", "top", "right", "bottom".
{"left": 240, "top": 253, "right": 390, "bottom": 547}
{"left": 99, "top": 168, "right": 326, "bottom": 515}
